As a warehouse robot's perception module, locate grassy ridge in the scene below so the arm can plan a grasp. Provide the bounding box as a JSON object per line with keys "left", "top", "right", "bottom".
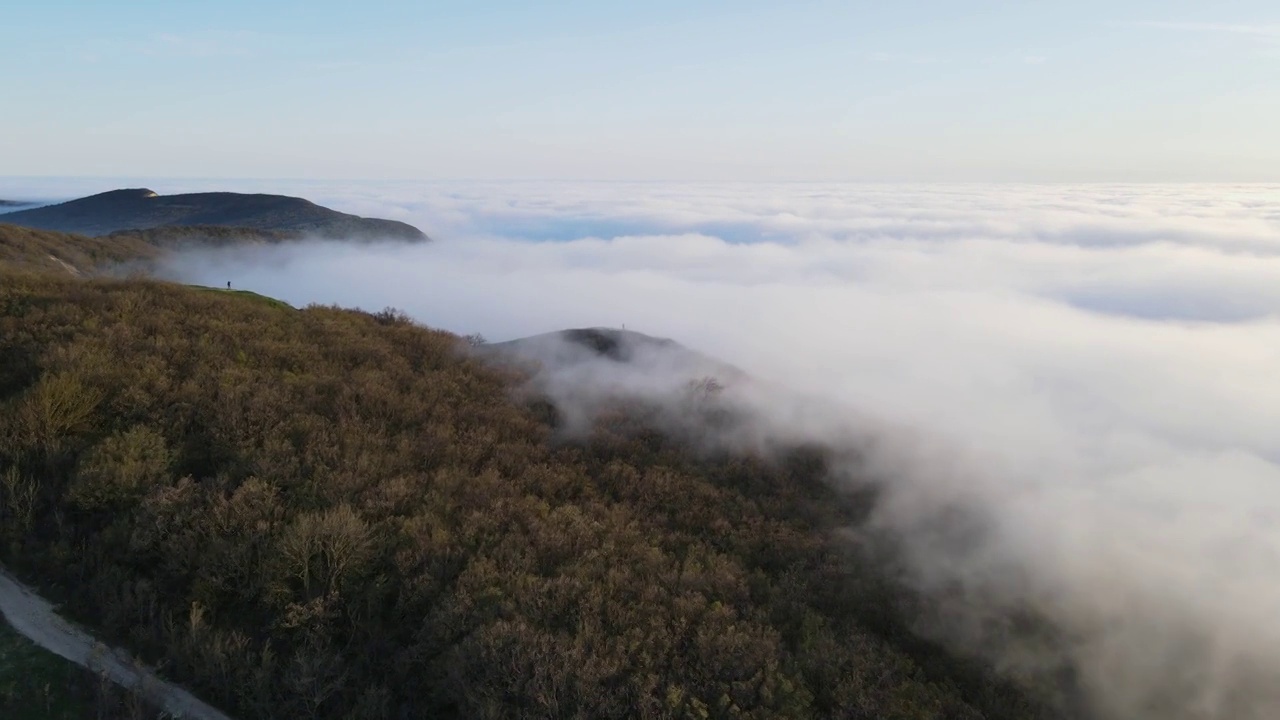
{"left": 189, "top": 285, "right": 295, "bottom": 310}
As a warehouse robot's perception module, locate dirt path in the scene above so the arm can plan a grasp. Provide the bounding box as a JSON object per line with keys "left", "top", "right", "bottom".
{"left": 0, "top": 567, "right": 233, "bottom": 720}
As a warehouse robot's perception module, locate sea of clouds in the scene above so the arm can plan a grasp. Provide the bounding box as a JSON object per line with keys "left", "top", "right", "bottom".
{"left": 5, "top": 178, "right": 1280, "bottom": 717}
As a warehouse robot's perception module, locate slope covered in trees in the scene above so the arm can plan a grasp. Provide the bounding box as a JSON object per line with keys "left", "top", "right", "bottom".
{"left": 0, "top": 267, "right": 1059, "bottom": 719}
{"left": 0, "top": 220, "right": 326, "bottom": 281}
{"left": 0, "top": 223, "right": 158, "bottom": 276}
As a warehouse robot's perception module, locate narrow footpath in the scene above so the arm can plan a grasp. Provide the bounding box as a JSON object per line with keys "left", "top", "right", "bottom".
{"left": 0, "top": 567, "right": 232, "bottom": 720}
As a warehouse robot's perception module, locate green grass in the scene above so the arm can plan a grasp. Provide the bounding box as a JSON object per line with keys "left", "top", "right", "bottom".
{"left": 190, "top": 284, "right": 293, "bottom": 310}
{"left": 0, "top": 617, "right": 90, "bottom": 719}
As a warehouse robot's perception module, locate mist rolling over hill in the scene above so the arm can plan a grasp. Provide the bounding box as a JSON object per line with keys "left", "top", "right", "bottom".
{"left": 4, "top": 179, "right": 1280, "bottom": 717}
{"left": 6, "top": 1, "right": 1280, "bottom": 717}
{"left": 2, "top": 258, "right": 1060, "bottom": 718}
{"left": 131, "top": 178, "right": 1280, "bottom": 719}
{"left": 482, "top": 327, "right": 747, "bottom": 389}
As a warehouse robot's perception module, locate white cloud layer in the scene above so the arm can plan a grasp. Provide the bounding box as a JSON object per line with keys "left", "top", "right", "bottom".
{"left": 10, "top": 178, "right": 1280, "bottom": 716}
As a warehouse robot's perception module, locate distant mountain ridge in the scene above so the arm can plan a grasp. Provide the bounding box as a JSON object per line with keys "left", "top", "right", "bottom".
{"left": 0, "top": 188, "right": 426, "bottom": 241}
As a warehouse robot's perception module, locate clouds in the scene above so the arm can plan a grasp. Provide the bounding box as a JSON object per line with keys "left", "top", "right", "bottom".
{"left": 149, "top": 179, "right": 1280, "bottom": 481}
{"left": 232, "top": 180, "right": 1280, "bottom": 324}
{"left": 149, "top": 182, "right": 1280, "bottom": 447}
{"left": 108, "top": 179, "right": 1280, "bottom": 716}
{"left": 1138, "top": 21, "right": 1280, "bottom": 40}
{"left": 1135, "top": 20, "right": 1280, "bottom": 62}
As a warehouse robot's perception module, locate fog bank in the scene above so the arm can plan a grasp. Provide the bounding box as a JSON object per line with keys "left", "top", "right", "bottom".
{"left": 148, "top": 181, "right": 1280, "bottom": 718}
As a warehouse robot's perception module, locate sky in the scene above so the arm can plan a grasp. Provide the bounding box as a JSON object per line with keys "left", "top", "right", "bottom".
{"left": 2, "top": 0, "right": 1279, "bottom": 181}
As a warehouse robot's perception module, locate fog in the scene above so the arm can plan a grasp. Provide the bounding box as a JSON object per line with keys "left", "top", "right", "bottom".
{"left": 131, "top": 181, "right": 1280, "bottom": 717}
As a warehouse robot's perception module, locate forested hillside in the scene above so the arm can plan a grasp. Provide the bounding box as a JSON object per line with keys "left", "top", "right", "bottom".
{"left": 0, "top": 223, "right": 158, "bottom": 275}
{"left": 0, "top": 267, "right": 1057, "bottom": 719}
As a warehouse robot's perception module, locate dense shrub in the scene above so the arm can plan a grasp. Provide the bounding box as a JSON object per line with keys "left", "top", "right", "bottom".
{"left": 0, "top": 224, "right": 158, "bottom": 275}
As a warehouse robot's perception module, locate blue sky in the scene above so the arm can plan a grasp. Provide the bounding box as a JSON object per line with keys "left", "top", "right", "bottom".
{"left": 2, "top": 1, "right": 1278, "bottom": 180}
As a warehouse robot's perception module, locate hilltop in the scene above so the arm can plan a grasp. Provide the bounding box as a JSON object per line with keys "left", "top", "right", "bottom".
{"left": 482, "top": 327, "right": 748, "bottom": 384}
{"left": 0, "top": 188, "right": 427, "bottom": 241}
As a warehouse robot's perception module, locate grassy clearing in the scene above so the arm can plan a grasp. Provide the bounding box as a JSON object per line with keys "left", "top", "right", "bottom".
{"left": 190, "top": 284, "right": 294, "bottom": 310}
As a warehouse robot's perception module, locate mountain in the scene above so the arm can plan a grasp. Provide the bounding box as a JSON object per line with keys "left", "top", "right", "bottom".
{"left": 0, "top": 188, "right": 427, "bottom": 240}
{"left": 482, "top": 327, "right": 747, "bottom": 384}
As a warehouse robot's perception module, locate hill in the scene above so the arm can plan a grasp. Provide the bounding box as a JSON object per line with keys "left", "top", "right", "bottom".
{"left": 0, "top": 265, "right": 1060, "bottom": 719}
{"left": 0, "top": 223, "right": 159, "bottom": 276}
{"left": 481, "top": 327, "right": 748, "bottom": 383}
{"left": 0, "top": 188, "right": 427, "bottom": 241}
{"left": 0, "top": 219, "right": 366, "bottom": 280}
{"left": 0, "top": 229, "right": 1067, "bottom": 718}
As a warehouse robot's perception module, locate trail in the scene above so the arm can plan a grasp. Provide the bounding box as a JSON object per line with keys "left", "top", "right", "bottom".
{"left": 0, "top": 566, "right": 233, "bottom": 720}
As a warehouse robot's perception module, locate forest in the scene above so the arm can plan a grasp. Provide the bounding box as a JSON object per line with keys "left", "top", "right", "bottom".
{"left": 0, "top": 233, "right": 1061, "bottom": 718}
